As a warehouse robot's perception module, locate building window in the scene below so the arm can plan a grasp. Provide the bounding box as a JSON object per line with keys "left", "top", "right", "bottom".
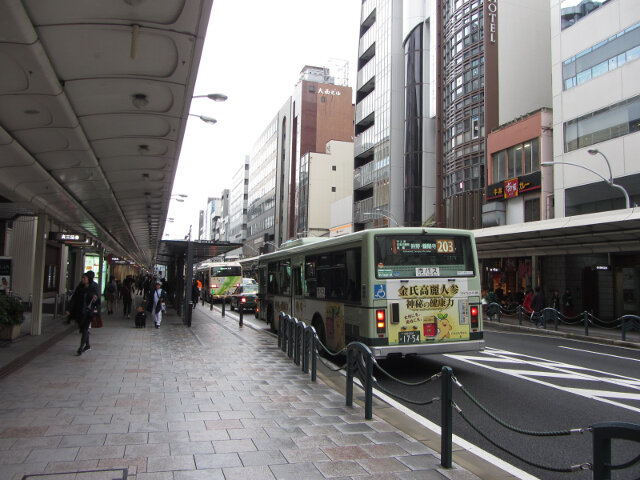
{"left": 492, "top": 138, "right": 539, "bottom": 182}
{"left": 563, "top": 22, "right": 640, "bottom": 90}
{"left": 332, "top": 165, "right": 337, "bottom": 171}
{"left": 331, "top": 187, "right": 336, "bottom": 192}
{"left": 561, "top": 0, "right": 611, "bottom": 31}
{"left": 524, "top": 198, "right": 540, "bottom": 222}
{"left": 564, "top": 94, "right": 640, "bottom": 152}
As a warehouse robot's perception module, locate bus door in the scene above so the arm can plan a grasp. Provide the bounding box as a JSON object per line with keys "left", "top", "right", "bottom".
{"left": 385, "top": 278, "right": 472, "bottom": 345}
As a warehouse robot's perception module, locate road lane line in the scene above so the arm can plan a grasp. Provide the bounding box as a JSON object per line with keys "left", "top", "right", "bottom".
{"left": 559, "top": 346, "right": 640, "bottom": 363}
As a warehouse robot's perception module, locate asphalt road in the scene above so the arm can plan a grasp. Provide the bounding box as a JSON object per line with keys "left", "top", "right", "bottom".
{"left": 374, "top": 329, "right": 640, "bottom": 479}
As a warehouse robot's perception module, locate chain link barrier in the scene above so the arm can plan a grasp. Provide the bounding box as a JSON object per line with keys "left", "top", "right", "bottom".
{"left": 452, "top": 374, "right": 586, "bottom": 437}
{"left": 274, "top": 311, "right": 640, "bottom": 477}
{"left": 486, "top": 302, "right": 640, "bottom": 341}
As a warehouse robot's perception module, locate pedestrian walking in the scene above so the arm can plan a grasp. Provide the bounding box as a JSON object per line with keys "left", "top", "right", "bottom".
{"left": 531, "top": 286, "right": 546, "bottom": 327}
{"left": 121, "top": 275, "right": 134, "bottom": 318}
{"left": 65, "top": 278, "right": 86, "bottom": 325}
{"left": 151, "top": 280, "right": 166, "bottom": 328}
{"left": 522, "top": 288, "right": 534, "bottom": 313}
{"left": 551, "top": 289, "right": 560, "bottom": 311}
{"left": 77, "top": 271, "right": 100, "bottom": 356}
{"left": 191, "top": 280, "right": 200, "bottom": 309}
{"left": 104, "top": 276, "right": 117, "bottom": 315}
{"left": 562, "top": 288, "right": 575, "bottom": 317}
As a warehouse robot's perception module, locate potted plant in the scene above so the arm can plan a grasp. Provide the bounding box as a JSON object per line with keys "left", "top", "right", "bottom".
{"left": 0, "top": 294, "right": 25, "bottom": 341}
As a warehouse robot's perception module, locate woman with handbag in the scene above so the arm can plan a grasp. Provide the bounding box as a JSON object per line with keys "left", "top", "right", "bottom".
{"left": 76, "top": 271, "right": 101, "bottom": 356}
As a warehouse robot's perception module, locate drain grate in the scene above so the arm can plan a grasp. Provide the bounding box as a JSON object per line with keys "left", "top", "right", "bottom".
{"left": 23, "top": 468, "right": 127, "bottom": 480}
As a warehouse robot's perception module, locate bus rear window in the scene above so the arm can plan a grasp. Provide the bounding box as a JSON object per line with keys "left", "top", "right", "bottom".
{"left": 374, "top": 235, "right": 475, "bottom": 278}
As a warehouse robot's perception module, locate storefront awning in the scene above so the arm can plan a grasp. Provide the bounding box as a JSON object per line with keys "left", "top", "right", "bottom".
{"left": 474, "top": 208, "right": 640, "bottom": 258}
{"left": 156, "top": 240, "right": 242, "bottom": 264}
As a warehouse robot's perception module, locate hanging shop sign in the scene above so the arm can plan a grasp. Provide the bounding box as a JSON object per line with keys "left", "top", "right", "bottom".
{"left": 49, "top": 232, "right": 89, "bottom": 245}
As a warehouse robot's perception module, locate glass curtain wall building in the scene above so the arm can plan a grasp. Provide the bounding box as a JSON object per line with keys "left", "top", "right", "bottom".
{"left": 437, "top": 0, "right": 485, "bottom": 229}
{"left": 353, "top": 0, "right": 405, "bottom": 231}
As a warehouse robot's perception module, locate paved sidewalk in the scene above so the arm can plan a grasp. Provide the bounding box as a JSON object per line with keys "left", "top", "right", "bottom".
{"left": 0, "top": 305, "right": 499, "bottom": 480}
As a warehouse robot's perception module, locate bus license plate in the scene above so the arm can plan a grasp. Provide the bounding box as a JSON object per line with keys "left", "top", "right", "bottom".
{"left": 399, "top": 331, "right": 421, "bottom": 344}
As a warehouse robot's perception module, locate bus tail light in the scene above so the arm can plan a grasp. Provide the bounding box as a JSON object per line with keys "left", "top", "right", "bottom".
{"left": 470, "top": 305, "right": 479, "bottom": 329}
{"left": 376, "top": 310, "right": 386, "bottom": 333}
{"left": 212, "top": 284, "right": 218, "bottom": 289}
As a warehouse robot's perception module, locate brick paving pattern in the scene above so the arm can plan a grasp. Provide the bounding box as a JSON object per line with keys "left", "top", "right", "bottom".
{"left": 0, "top": 305, "right": 479, "bottom": 480}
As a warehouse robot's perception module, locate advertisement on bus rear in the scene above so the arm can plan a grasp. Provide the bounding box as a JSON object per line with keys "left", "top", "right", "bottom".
{"left": 384, "top": 278, "right": 479, "bottom": 345}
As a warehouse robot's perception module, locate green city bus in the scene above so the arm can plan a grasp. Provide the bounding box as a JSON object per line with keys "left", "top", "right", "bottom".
{"left": 196, "top": 261, "right": 242, "bottom": 302}
{"left": 256, "top": 228, "right": 484, "bottom": 359}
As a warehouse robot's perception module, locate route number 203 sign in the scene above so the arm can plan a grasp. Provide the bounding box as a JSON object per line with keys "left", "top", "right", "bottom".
{"left": 436, "top": 239, "right": 455, "bottom": 253}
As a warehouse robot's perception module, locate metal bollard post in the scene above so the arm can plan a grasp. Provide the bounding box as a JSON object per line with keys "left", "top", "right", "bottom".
{"left": 221, "top": 299, "right": 225, "bottom": 317}
{"left": 441, "top": 366, "right": 453, "bottom": 469}
{"left": 53, "top": 294, "right": 59, "bottom": 319}
{"left": 210, "top": 298, "right": 213, "bottom": 310}
{"left": 202, "top": 296, "right": 205, "bottom": 306}
{"left": 517, "top": 305, "right": 522, "bottom": 325}
{"left": 239, "top": 308, "right": 243, "bottom": 327}
{"left": 187, "top": 301, "right": 192, "bottom": 327}
{"left": 346, "top": 347, "right": 354, "bottom": 408}
{"left": 364, "top": 349, "right": 373, "bottom": 420}
{"left": 583, "top": 311, "right": 589, "bottom": 336}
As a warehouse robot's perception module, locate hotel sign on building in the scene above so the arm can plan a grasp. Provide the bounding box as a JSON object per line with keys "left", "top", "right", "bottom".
{"left": 487, "top": 0, "right": 498, "bottom": 44}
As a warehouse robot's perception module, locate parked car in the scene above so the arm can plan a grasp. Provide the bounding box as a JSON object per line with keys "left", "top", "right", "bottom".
{"left": 229, "top": 284, "right": 259, "bottom": 315}
{"left": 241, "top": 277, "right": 257, "bottom": 286}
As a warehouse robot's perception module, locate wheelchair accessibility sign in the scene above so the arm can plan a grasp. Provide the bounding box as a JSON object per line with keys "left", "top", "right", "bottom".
{"left": 374, "top": 284, "right": 387, "bottom": 299}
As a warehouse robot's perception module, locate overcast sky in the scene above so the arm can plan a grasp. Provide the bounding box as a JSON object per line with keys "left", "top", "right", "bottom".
{"left": 164, "top": 0, "right": 361, "bottom": 239}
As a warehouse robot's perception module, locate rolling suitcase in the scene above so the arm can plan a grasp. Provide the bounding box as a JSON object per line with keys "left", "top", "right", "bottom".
{"left": 134, "top": 311, "right": 146, "bottom": 328}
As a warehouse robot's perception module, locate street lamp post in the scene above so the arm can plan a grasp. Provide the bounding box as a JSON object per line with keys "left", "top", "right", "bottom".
{"left": 362, "top": 208, "right": 400, "bottom": 227}
{"left": 541, "top": 149, "right": 630, "bottom": 209}
{"left": 188, "top": 113, "right": 217, "bottom": 125}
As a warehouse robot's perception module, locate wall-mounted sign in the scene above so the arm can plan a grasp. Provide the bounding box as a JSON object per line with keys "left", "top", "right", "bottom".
{"left": 504, "top": 178, "right": 519, "bottom": 199}
{"left": 487, "top": 0, "right": 498, "bottom": 44}
{"left": 49, "top": 232, "right": 88, "bottom": 244}
{"left": 317, "top": 88, "right": 342, "bottom": 96}
{"left": 486, "top": 172, "right": 541, "bottom": 202}
{"left": 0, "top": 257, "right": 11, "bottom": 293}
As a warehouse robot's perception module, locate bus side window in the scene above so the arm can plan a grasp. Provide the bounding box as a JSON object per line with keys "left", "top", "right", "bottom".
{"left": 304, "top": 258, "right": 317, "bottom": 297}
{"left": 281, "top": 262, "right": 291, "bottom": 295}
{"left": 292, "top": 266, "right": 302, "bottom": 296}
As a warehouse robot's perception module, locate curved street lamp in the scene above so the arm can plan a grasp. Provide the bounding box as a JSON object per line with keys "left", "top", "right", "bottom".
{"left": 188, "top": 113, "right": 217, "bottom": 125}
{"left": 193, "top": 93, "right": 228, "bottom": 102}
{"left": 542, "top": 149, "right": 630, "bottom": 209}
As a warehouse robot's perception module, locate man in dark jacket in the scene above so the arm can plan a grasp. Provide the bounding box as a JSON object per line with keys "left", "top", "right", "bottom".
{"left": 531, "top": 286, "right": 546, "bottom": 327}
{"left": 77, "top": 271, "right": 100, "bottom": 356}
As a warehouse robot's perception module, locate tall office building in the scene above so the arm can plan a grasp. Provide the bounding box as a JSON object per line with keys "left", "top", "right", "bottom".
{"left": 230, "top": 156, "right": 249, "bottom": 255}
{"left": 354, "top": 0, "right": 551, "bottom": 230}
{"left": 550, "top": 0, "right": 639, "bottom": 215}
{"left": 247, "top": 66, "right": 353, "bottom": 252}
{"left": 353, "top": 0, "right": 405, "bottom": 230}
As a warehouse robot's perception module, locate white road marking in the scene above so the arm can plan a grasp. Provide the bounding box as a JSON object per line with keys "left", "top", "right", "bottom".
{"left": 559, "top": 345, "right": 640, "bottom": 363}
{"left": 446, "top": 347, "right": 640, "bottom": 413}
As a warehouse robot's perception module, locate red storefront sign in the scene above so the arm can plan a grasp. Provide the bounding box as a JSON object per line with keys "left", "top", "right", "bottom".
{"left": 504, "top": 178, "right": 519, "bottom": 199}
